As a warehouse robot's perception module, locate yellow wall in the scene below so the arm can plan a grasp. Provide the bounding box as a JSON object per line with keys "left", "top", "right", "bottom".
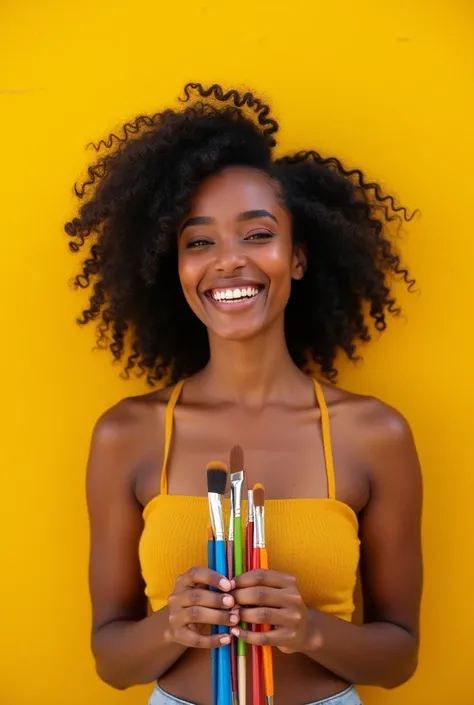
{"left": 2, "top": 1, "right": 473, "bottom": 703}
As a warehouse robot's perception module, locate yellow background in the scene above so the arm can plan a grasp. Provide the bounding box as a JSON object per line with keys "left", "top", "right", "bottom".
{"left": 1, "top": 1, "right": 473, "bottom": 703}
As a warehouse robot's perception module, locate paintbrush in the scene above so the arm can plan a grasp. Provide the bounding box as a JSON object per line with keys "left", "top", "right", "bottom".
{"left": 246, "top": 485, "right": 254, "bottom": 585}
{"left": 227, "top": 486, "right": 238, "bottom": 705}
{"left": 230, "top": 445, "right": 246, "bottom": 705}
{"left": 254, "top": 484, "right": 274, "bottom": 705}
{"left": 208, "top": 525, "right": 218, "bottom": 705}
{"left": 245, "top": 477, "right": 254, "bottom": 705}
{"left": 252, "top": 484, "right": 264, "bottom": 705}
{"left": 207, "top": 461, "right": 232, "bottom": 705}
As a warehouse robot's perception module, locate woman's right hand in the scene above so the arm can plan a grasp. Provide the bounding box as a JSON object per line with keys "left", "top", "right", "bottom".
{"left": 166, "top": 567, "right": 239, "bottom": 648}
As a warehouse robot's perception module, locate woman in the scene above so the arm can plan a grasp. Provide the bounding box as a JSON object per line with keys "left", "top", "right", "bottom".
{"left": 67, "top": 83, "right": 422, "bottom": 705}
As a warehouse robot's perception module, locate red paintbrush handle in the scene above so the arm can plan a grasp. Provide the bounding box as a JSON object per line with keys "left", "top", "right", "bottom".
{"left": 227, "top": 539, "right": 234, "bottom": 580}
{"left": 246, "top": 521, "right": 253, "bottom": 574}
{"left": 252, "top": 643, "right": 262, "bottom": 705}
{"left": 252, "top": 547, "right": 263, "bottom": 705}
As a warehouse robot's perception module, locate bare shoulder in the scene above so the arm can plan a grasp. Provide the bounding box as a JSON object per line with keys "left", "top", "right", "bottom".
{"left": 322, "top": 382, "right": 413, "bottom": 440}
{"left": 92, "top": 385, "right": 173, "bottom": 445}
{"left": 87, "top": 385, "right": 177, "bottom": 497}
{"left": 322, "top": 382, "right": 419, "bottom": 486}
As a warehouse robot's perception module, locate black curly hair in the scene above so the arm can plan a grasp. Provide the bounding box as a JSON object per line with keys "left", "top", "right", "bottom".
{"left": 65, "top": 82, "right": 416, "bottom": 384}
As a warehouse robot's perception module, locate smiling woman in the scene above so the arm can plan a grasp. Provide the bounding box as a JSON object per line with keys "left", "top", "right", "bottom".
{"left": 66, "top": 83, "right": 422, "bottom": 705}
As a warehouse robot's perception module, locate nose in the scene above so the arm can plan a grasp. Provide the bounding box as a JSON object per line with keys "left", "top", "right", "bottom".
{"left": 214, "top": 239, "right": 247, "bottom": 274}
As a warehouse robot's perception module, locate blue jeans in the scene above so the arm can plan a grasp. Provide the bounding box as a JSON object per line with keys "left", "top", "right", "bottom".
{"left": 149, "top": 683, "right": 362, "bottom": 705}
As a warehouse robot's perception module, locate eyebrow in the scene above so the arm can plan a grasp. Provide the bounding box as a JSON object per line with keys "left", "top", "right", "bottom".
{"left": 237, "top": 209, "right": 278, "bottom": 224}
{"left": 180, "top": 209, "right": 278, "bottom": 234}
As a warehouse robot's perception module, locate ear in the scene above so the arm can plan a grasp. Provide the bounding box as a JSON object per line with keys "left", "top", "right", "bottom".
{"left": 291, "top": 245, "right": 307, "bottom": 281}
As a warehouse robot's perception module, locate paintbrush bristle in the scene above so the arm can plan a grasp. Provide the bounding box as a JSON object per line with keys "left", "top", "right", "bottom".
{"left": 207, "top": 525, "right": 214, "bottom": 540}
{"left": 230, "top": 444, "right": 244, "bottom": 473}
{"left": 206, "top": 461, "right": 228, "bottom": 495}
{"left": 253, "top": 482, "right": 265, "bottom": 508}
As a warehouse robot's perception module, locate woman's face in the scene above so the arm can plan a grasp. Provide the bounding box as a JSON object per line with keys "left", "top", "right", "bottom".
{"left": 178, "top": 166, "right": 305, "bottom": 343}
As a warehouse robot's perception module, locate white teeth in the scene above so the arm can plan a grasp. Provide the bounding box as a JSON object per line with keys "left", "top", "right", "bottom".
{"left": 209, "top": 286, "right": 261, "bottom": 303}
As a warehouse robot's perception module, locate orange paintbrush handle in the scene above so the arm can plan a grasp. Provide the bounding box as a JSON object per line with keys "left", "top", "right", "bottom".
{"left": 252, "top": 547, "right": 264, "bottom": 705}
{"left": 259, "top": 547, "right": 274, "bottom": 699}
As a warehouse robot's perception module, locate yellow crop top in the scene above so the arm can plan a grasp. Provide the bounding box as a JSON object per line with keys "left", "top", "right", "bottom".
{"left": 139, "top": 378, "right": 360, "bottom": 621}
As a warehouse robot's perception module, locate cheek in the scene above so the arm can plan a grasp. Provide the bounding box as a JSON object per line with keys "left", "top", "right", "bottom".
{"left": 178, "top": 255, "right": 215, "bottom": 330}
{"left": 258, "top": 244, "right": 294, "bottom": 293}
{"left": 178, "top": 257, "right": 201, "bottom": 309}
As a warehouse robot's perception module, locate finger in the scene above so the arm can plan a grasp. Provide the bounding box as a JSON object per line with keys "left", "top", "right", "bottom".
{"left": 173, "top": 627, "right": 231, "bottom": 649}
{"left": 239, "top": 606, "right": 292, "bottom": 627}
{"left": 178, "top": 567, "right": 233, "bottom": 592}
{"left": 171, "top": 588, "right": 236, "bottom": 610}
{"left": 230, "top": 626, "right": 296, "bottom": 647}
{"left": 233, "top": 585, "right": 294, "bottom": 608}
{"left": 183, "top": 605, "right": 240, "bottom": 627}
{"left": 232, "top": 569, "right": 297, "bottom": 590}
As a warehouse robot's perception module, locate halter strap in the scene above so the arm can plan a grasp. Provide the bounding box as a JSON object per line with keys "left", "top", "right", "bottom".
{"left": 160, "top": 380, "right": 185, "bottom": 495}
{"left": 312, "top": 378, "right": 336, "bottom": 500}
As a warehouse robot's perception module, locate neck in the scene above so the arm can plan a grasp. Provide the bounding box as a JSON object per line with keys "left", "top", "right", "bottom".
{"left": 197, "top": 321, "right": 307, "bottom": 406}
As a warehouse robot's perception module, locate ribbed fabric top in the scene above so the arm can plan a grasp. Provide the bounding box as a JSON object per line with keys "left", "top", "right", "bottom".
{"left": 139, "top": 379, "right": 360, "bottom": 621}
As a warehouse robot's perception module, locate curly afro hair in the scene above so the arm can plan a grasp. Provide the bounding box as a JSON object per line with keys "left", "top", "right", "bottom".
{"left": 65, "top": 82, "right": 416, "bottom": 384}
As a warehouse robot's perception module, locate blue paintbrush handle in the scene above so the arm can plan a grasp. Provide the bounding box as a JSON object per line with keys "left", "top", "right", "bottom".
{"left": 208, "top": 538, "right": 218, "bottom": 705}
{"left": 215, "top": 538, "right": 231, "bottom": 705}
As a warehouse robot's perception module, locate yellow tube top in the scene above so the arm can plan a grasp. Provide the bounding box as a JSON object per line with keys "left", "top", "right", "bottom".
{"left": 139, "top": 379, "right": 360, "bottom": 621}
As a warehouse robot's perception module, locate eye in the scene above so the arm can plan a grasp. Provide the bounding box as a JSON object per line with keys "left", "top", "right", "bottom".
{"left": 245, "top": 230, "right": 274, "bottom": 241}
{"left": 186, "top": 238, "right": 212, "bottom": 249}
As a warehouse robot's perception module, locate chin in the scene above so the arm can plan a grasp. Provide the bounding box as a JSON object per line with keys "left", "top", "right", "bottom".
{"left": 209, "top": 323, "right": 266, "bottom": 343}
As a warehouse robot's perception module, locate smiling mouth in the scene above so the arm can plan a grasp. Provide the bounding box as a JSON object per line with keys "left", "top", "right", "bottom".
{"left": 205, "top": 285, "right": 265, "bottom": 304}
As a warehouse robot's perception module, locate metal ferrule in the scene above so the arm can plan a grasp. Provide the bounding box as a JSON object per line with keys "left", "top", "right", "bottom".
{"left": 255, "top": 506, "right": 265, "bottom": 549}
{"left": 266, "top": 696, "right": 274, "bottom": 705}
{"left": 209, "top": 493, "right": 225, "bottom": 541}
{"left": 228, "top": 489, "right": 234, "bottom": 541}
{"left": 230, "top": 472, "right": 244, "bottom": 518}
{"left": 247, "top": 489, "right": 254, "bottom": 523}
{"left": 208, "top": 496, "right": 216, "bottom": 538}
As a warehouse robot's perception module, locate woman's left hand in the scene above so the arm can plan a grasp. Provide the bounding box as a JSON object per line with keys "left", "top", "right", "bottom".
{"left": 230, "top": 569, "right": 319, "bottom": 654}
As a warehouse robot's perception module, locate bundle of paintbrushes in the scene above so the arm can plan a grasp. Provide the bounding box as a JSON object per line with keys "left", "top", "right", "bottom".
{"left": 207, "top": 446, "right": 274, "bottom": 705}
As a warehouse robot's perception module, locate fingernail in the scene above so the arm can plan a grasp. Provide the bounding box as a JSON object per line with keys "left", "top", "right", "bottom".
{"left": 219, "top": 579, "right": 231, "bottom": 591}
{"left": 230, "top": 614, "right": 239, "bottom": 624}
{"left": 220, "top": 635, "right": 231, "bottom": 645}
{"left": 230, "top": 579, "right": 236, "bottom": 589}
{"left": 230, "top": 628, "right": 240, "bottom": 637}
{"left": 223, "top": 595, "right": 234, "bottom": 607}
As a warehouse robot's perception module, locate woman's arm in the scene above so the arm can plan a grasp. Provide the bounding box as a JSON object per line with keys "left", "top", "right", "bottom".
{"left": 233, "top": 404, "right": 423, "bottom": 689}
{"left": 87, "top": 403, "right": 187, "bottom": 689}
{"left": 302, "top": 406, "right": 422, "bottom": 687}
